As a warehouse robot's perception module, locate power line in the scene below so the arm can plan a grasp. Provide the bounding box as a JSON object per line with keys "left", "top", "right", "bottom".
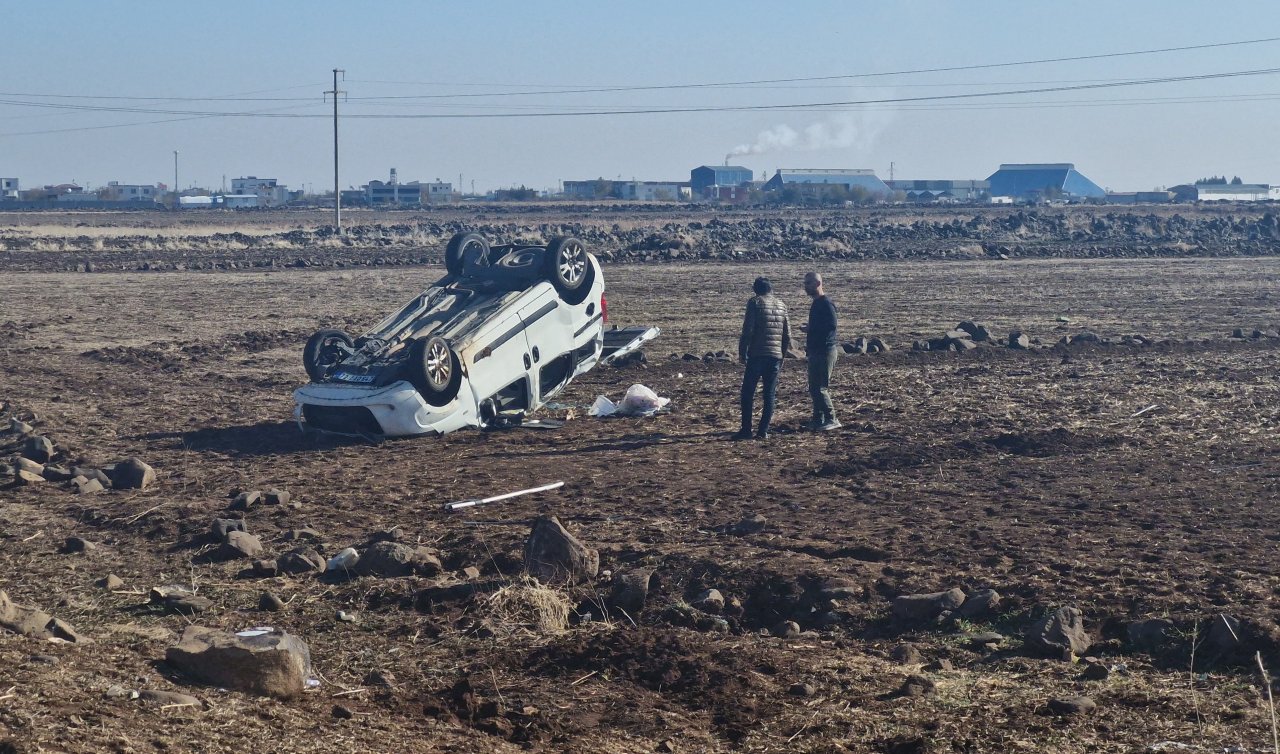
{"left": 1, "top": 66, "right": 1277, "bottom": 123}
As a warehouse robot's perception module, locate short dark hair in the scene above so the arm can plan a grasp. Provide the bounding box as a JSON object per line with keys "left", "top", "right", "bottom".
{"left": 753, "top": 276, "right": 772, "bottom": 295}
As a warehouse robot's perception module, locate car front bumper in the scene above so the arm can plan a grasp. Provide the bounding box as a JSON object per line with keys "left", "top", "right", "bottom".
{"left": 293, "top": 379, "right": 478, "bottom": 437}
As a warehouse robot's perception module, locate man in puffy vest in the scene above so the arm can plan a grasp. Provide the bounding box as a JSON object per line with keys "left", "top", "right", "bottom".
{"left": 735, "top": 276, "right": 794, "bottom": 440}
{"left": 803, "top": 271, "right": 840, "bottom": 431}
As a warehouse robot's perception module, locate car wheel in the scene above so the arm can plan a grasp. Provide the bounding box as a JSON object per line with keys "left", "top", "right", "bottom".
{"left": 445, "top": 232, "right": 488, "bottom": 276}
{"left": 408, "top": 335, "right": 461, "bottom": 405}
{"left": 546, "top": 236, "right": 588, "bottom": 292}
{"left": 303, "top": 329, "right": 354, "bottom": 382}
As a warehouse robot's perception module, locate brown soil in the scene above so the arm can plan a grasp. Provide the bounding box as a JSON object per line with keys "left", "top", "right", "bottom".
{"left": 0, "top": 245, "right": 1279, "bottom": 752}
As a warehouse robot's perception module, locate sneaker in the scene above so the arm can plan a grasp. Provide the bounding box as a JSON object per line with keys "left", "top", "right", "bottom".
{"left": 819, "top": 418, "right": 842, "bottom": 431}
{"left": 731, "top": 429, "right": 753, "bottom": 441}
{"left": 804, "top": 418, "right": 823, "bottom": 431}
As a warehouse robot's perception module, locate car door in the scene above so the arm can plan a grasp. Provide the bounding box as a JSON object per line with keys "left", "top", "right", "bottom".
{"left": 465, "top": 306, "right": 534, "bottom": 413}
{"left": 518, "top": 287, "right": 576, "bottom": 405}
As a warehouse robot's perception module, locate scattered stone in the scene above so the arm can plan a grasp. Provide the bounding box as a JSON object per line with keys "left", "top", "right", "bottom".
{"left": 891, "top": 644, "right": 923, "bottom": 665}
{"left": 956, "top": 321, "right": 992, "bottom": 342}
{"left": 13, "top": 457, "right": 43, "bottom": 475}
{"left": 150, "top": 585, "right": 213, "bottom": 615}
{"left": 278, "top": 547, "right": 325, "bottom": 575}
{"left": 29, "top": 653, "right": 59, "bottom": 665}
{"left": 608, "top": 569, "right": 654, "bottom": 614}
{"left": 1204, "top": 613, "right": 1242, "bottom": 658}
{"left": 1127, "top": 618, "right": 1175, "bottom": 650}
{"left": 1008, "top": 331, "right": 1031, "bottom": 349}
{"left": 336, "top": 610, "right": 358, "bottom": 623}
{"left": 165, "top": 625, "right": 311, "bottom": 699}
{"left": 658, "top": 739, "right": 677, "bottom": 754}
{"left": 962, "top": 631, "right": 1006, "bottom": 651}
{"left": 71, "top": 476, "right": 104, "bottom": 494}
{"left": 137, "top": 690, "right": 200, "bottom": 707}
{"left": 727, "top": 513, "right": 767, "bottom": 535}
{"left": 365, "top": 669, "right": 397, "bottom": 688}
{"left": 211, "top": 518, "right": 247, "bottom": 540}
{"left": 97, "top": 574, "right": 124, "bottom": 590}
{"left": 1026, "top": 606, "right": 1092, "bottom": 658}
{"left": 331, "top": 704, "right": 354, "bottom": 719}
{"left": 1081, "top": 662, "right": 1111, "bottom": 681}
{"left": 461, "top": 566, "right": 482, "bottom": 581}
{"left": 523, "top": 515, "right": 599, "bottom": 586}
{"left": 283, "top": 527, "right": 321, "bottom": 542}
{"left": 21, "top": 436, "right": 54, "bottom": 464}
{"left": 950, "top": 337, "right": 979, "bottom": 351}
{"left": 355, "top": 541, "right": 442, "bottom": 578}
{"left": 926, "top": 658, "right": 954, "bottom": 672}
{"left": 247, "top": 559, "right": 278, "bottom": 579}
{"left": 897, "top": 674, "right": 937, "bottom": 698}
{"left": 1048, "top": 696, "right": 1097, "bottom": 716}
{"left": 229, "top": 490, "right": 262, "bottom": 511}
{"left": 957, "top": 588, "right": 1001, "bottom": 620}
{"left": 104, "top": 685, "right": 133, "bottom": 700}
{"left": 72, "top": 467, "right": 111, "bottom": 487}
{"left": 892, "top": 588, "right": 966, "bottom": 622}
{"left": 41, "top": 465, "right": 73, "bottom": 482}
{"left": 219, "top": 531, "right": 264, "bottom": 560}
{"left": 258, "top": 592, "right": 285, "bottom": 612}
{"left": 14, "top": 469, "right": 44, "bottom": 485}
{"left": 0, "top": 590, "right": 88, "bottom": 643}
{"left": 789, "top": 682, "right": 815, "bottom": 697}
{"left": 62, "top": 537, "right": 96, "bottom": 554}
{"left": 263, "top": 489, "right": 291, "bottom": 506}
{"left": 10, "top": 418, "right": 33, "bottom": 435}
{"left": 693, "top": 588, "right": 725, "bottom": 614}
{"left": 108, "top": 458, "right": 155, "bottom": 490}
{"left": 772, "top": 620, "right": 801, "bottom": 639}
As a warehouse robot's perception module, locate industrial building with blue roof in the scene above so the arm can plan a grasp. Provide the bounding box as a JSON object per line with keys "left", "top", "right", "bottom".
{"left": 986, "top": 163, "right": 1105, "bottom": 201}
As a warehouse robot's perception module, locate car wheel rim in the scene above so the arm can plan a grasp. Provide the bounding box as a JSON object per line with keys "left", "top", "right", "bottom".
{"left": 425, "top": 341, "right": 451, "bottom": 387}
{"left": 319, "top": 337, "right": 344, "bottom": 367}
{"left": 558, "top": 242, "right": 585, "bottom": 285}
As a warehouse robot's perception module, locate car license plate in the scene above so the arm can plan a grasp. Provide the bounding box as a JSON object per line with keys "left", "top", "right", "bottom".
{"left": 334, "top": 371, "right": 374, "bottom": 383}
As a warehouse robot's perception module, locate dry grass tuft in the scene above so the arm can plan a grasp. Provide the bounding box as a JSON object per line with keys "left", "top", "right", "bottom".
{"left": 477, "top": 576, "right": 572, "bottom": 638}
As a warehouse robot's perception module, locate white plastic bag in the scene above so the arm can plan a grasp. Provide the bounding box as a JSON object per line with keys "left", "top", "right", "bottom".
{"left": 588, "top": 395, "right": 617, "bottom": 417}
{"left": 618, "top": 384, "right": 669, "bottom": 416}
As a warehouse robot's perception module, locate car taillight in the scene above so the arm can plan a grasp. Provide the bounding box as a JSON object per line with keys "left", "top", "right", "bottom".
{"left": 600, "top": 294, "right": 608, "bottom": 323}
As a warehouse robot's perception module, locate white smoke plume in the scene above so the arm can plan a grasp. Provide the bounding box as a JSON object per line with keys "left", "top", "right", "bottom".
{"left": 726, "top": 109, "right": 893, "bottom": 162}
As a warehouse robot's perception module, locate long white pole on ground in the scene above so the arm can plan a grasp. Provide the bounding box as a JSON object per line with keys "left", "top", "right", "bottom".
{"left": 443, "top": 481, "right": 565, "bottom": 512}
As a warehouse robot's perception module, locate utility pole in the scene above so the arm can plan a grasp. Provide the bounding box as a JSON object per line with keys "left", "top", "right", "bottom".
{"left": 173, "top": 150, "right": 179, "bottom": 209}
{"left": 889, "top": 161, "right": 894, "bottom": 182}
{"left": 326, "top": 69, "right": 346, "bottom": 232}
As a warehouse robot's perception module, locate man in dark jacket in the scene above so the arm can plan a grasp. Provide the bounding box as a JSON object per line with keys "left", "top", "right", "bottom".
{"left": 735, "top": 276, "right": 794, "bottom": 440}
{"left": 803, "top": 272, "right": 840, "bottom": 430}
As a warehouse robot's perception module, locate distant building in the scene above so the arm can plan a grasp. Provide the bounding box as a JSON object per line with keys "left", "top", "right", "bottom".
{"left": 361, "top": 169, "right": 453, "bottom": 205}
{"left": 690, "top": 165, "right": 753, "bottom": 197}
{"left": 887, "top": 179, "right": 989, "bottom": 203}
{"left": 1104, "top": 191, "right": 1175, "bottom": 205}
{"left": 423, "top": 181, "right": 454, "bottom": 203}
{"left": 1, "top": 178, "right": 17, "bottom": 199}
{"left": 985, "top": 163, "right": 1105, "bottom": 202}
{"left": 230, "top": 177, "right": 290, "bottom": 207}
{"left": 1193, "top": 183, "right": 1276, "bottom": 202}
{"left": 763, "top": 169, "right": 891, "bottom": 198}
{"left": 99, "top": 182, "right": 162, "bottom": 203}
{"left": 222, "top": 194, "right": 260, "bottom": 208}
{"left": 616, "top": 181, "right": 688, "bottom": 201}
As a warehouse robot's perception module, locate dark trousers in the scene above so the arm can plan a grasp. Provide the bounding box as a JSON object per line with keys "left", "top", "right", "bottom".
{"left": 808, "top": 346, "right": 837, "bottom": 421}
{"left": 740, "top": 356, "right": 782, "bottom": 433}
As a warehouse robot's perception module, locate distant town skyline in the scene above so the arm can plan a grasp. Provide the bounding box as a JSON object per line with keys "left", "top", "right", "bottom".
{"left": 6, "top": 1, "right": 1280, "bottom": 193}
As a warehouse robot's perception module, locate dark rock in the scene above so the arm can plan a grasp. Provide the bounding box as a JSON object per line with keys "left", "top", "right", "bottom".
{"left": 331, "top": 704, "right": 354, "bottom": 719}
{"left": 1126, "top": 618, "right": 1175, "bottom": 650}
{"left": 892, "top": 588, "right": 966, "bottom": 622}
{"left": 1204, "top": 613, "right": 1243, "bottom": 658}
{"left": 62, "top": 537, "right": 96, "bottom": 554}
{"left": 693, "top": 588, "right": 725, "bottom": 614}
{"left": 10, "top": 418, "right": 33, "bottom": 435}
{"left": 523, "top": 515, "right": 599, "bottom": 586}
{"left": 263, "top": 489, "right": 291, "bottom": 506}
{"left": 926, "top": 658, "right": 954, "bottom": 672}
{"left": 897, "top": 674, "right": 936, "bottom": 698}
{"left": 950, "top": 337, "right": 979, "bottom": 351}
{"left": 355, "top": 541, "right": 442, "bottom": 577}
{"left": 41, "top": 465, "right": 73, "bottom": 482}
{"left": 258, "top": 592, "right": 285, "bottom": 612}
{"left": 1026, "top": 606, "right": 1091, "bottom": 658}
{"left": 727, "top": 514, "right": 767, "bottom": 535}
{"left": 72, "top": 467, "right": 111, "bottom": 487}
{"left": 211, "top": 518, "right": 247, "bottom": 540}
{"left": 283, "top": 527, "right": 321, "bottom": 542}
{"left": 956, "top": 321, "right": 992, "bottom": 342}
{"left": 1080, "top": 663, "right": 1111, "bottom": 681}
{"left": 1047, "top": 696, "right": 1096, "bottom": 716}
{"left": 97, "top": 574, "right": 124, "bottom": 590}
{"left": 252, "top": 559, "right": 279, "bottom": 578}
{"left": 609, "top": 569, "right": 654, "bottom": 614}
{"left": 1008, "top": 331, "right": 1031, "bottom": 349}
{"left": 891, "top": 643, "right": 923, "bottom": 665}
{"left": 772, "top": 620, "right": 801, "bottom": 639}
{"left": 278, "top": 547, "right": 325, "bottom": 575}
{"left": 220, "top": 531, "right": 264, "bottom": 560}
{"left": 957, "top": 588, "right": 1001, "bottom": 620}
{"left": 14, "top": 469, "right": 44, "bottom": 485}
{"left": 109, "top": 458, "right": 155, "bottom": 490}
{"left": 789, "top": 682, "right": 815, "bottom": 697}
{"left": 71, "top": 476, "right": 104, "bottom": 494}
{"left": 229, "top": 490, "right": 261, "bottom": 511}
{"left": 165, "top": 625, "right": 310, "bottom": 699}
{"left": 0, "top": 590, "right": 89, "bottom": 643}
{"left": 13, "top": 457, "right": 43, "bottom": 476}
{"left": 21, "top": 436, "right": 53, "bottom": 464}
{"left": 461, "top": 566, "right": 482, "bottom": 580}
{"left": 137, "top": 690, "right": 200, "bottom": 707}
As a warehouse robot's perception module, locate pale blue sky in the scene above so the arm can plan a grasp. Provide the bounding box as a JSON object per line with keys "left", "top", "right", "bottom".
{"left": 4, "top": 1, "right": 1280, "bottom": 193}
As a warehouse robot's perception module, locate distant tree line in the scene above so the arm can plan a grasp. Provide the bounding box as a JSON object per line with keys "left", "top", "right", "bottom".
{"left": 1196, "top": 176, "right": 1244, "bottom": 185}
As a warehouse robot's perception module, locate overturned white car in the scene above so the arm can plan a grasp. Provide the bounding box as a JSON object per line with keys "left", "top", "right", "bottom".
{"left": 294, "top": 233, "right": 657, "bottom": 436}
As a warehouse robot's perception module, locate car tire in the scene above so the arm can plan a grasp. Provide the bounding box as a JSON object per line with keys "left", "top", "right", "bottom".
{"left": 303, "top": 329, "right": 354, "bottom": 382}
{"left": 445, "top": 232, "right": 488, "bottom": 276}
{"left": 408, "top": 335, "right": 461, "bottom": 405}
{"left": 545, "top": 236, "right": 588, "bottom": 293}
